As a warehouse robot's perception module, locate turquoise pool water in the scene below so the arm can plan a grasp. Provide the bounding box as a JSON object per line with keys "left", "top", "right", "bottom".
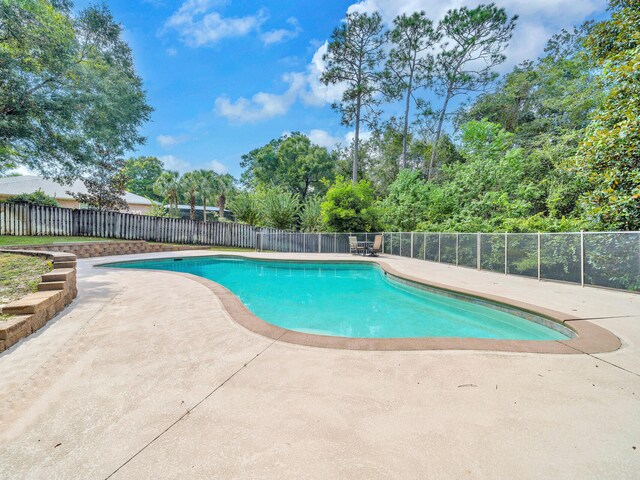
{"left": 104, "top": 257, "right": 569, "bottom": 340}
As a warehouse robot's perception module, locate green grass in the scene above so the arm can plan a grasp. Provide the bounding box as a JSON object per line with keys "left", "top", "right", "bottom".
{"left": 0, "top": 253, "right": 52, "bottom": 319}
{"left": 0, "top": 235, "right": 115, "bottom": 246}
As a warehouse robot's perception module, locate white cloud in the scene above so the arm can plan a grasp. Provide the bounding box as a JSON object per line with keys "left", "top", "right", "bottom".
{"left": 166, "top": 47, "right": 178, "bottom": 56}
{"left": 165, "top": 0, "right": 267, "bottom": 47}
{"left": 159, "top": 155, "right": 190, "bottom": 173}
{"left": 214, "top": 72, "right": 306, "bottom": 123}
{"left": 307, "top": 129, "right": 344, "bottom": 150}
{"left": 157, "top": 134, "right": 189, "bottom": 148}
{"left": 209, "top": 160, "right": 228, "bottom": 174}
{"left": 261, "top": 17, "right": 302, "bottom": 46}
{"left": 214, "top": 42, "right": 345, "bottom": 124}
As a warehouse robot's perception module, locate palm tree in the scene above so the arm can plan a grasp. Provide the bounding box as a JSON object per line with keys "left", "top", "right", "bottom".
{"left": 153, "top": 171, "right": 180, "bottom": 215}
{"left": 180, "top": 172, "right": 199, "bottom": 220}
{"left": 194, "top": 170, "right": 216, "bottom": 222}
{"left": 214, "top": 174, "right": 235, "bottom": 219}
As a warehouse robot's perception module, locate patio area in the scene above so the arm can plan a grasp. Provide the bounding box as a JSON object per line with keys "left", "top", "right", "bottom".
{"left": 0, "top": 250, "right": 639, "bottom": 479}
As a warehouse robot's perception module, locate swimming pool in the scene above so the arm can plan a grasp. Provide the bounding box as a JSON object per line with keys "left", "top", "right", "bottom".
{"left": 103, "top": 256, "right": 571, "bottom": 341}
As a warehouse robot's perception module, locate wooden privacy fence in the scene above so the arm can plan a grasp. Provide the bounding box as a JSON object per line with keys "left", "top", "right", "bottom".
{"left": 0, "top": 203, "right": 256, "bottom": 248}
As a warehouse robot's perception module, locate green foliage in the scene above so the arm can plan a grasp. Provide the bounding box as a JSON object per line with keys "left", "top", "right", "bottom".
{"left": 577, "top": 0, "right": 640, "bottom": 230}
{"left": 321, "top": 176, "right": 380, "bottom": 232}
{"left": 179, "top": 172, "right": 199, "bottom": 221}
{"left": 241, "top": 132, "right": 334, "bottom": 199}
{"left": 146, "top": 202, "right": 169, "bottom": 218}
{"left": 260, "top": 188, "right": 300, "bottom": 230}
{"left": 153, "top": 171, "right": 180, "bottom": 213}
{"left": 299, "top": 196, "right": 325, "bottom": 232}
{"left": 228, "top": 191, "right": 261, "bottom": 226}
{"left": 2, "top": 189, "right": 59, "bottom": 207}
{"left": 379, "top": 169, "right": 431, "bottom": 231}
{"left": 122, "top": 157, "right": 163, "bottom": 200}
{"left": 0, "top": 1, "right": 152, "bottom": 180}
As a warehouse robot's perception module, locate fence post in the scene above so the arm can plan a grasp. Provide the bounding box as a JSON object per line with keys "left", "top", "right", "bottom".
{"left": 537, "top": 232, "right": 541, "bottom": 281}
{"left": 318, "top": 233, "right": 321, "bottom": 253}
{"left": 423, "top": 232, "right": 427, "bottom": 260}
{"left": 477, "top": 233, "right": 481, "bottom": 270}
{"left": 455, "top": 233, "right": 459, "bottom": 266}
{"left": 504, "top": 232, "right": 508, "bottom": 275}
{"left": 580, "top": 230, "right": 585, "bottom": 287}
{"left": 334, "top": 232, "right": 337, "bottom": 253}
{"left": 410, "top": 232, "right": 414, "bottom": 258}
{"left": 438, "top": 232, "right": 441, "bottom": 263}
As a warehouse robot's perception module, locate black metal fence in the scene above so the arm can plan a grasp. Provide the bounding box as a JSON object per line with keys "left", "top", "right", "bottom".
{"left": 383, "top": 231, "right": 640, "bottom": 292}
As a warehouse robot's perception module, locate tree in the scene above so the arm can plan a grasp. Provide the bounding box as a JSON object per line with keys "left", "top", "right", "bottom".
{"left": 578, "top": 0, "right": 640, "bottom": 229}
{"left": 260, "top": 188, "right": 300, "bottom": 230}
{"left": 321, "top": 176, "right": 379, "bottom": 232}
{"left": 68, "top": 151, "right": 128, "bottom": 211}
{"left": 192, "top": 170, "right": 215, "bottom": 222}
{"left": 321, "top": 11, "right": 385, "bottom": 185}
{"left": 122, "top": 157, "right": 163, "bottom": 200}
{"left": 0, "top": 1, "right": 152, "bottom": 180}
{"left": 153, "top": 171, "right": 180, "bottom": 214}
{"left": 384, "top": 12, "right": 438, "bottom": 168}
{"left": 428, "top": 4, "right": 517, "bottom": 179}
{"left": 179, "top": 172, "right": 199, "bottom": 221}
{"left": 213, "top": 173, "right": 235, "bottom": 219}
{"left": 240, "top": 133, "right": 334, "bottom": 199}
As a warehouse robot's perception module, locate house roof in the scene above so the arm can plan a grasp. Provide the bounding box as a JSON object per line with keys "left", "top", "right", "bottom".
{"left": 172, "top": 204, "right": 229, "bottom": 212}
{"left": 0, "top": 175, "right": 152, "bottom": 205}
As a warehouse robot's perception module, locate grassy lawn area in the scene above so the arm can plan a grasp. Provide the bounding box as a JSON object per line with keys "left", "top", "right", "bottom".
{"left": 0, "top": 236, "right": 116, "bottom": 246}
{"left": 0, "top": 253, "right": 52, "bottom": 320}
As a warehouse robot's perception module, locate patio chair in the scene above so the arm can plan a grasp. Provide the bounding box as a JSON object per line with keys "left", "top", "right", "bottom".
{"left": 349, "top": 236, "right": 364, "bottom": 255}
{"left": 367, "top": 235, "right": 383, "bottom": 256}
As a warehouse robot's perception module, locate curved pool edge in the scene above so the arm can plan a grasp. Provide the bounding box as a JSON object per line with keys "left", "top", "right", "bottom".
{"left": 95, "top": 254, "right": 622, "bottom": 354}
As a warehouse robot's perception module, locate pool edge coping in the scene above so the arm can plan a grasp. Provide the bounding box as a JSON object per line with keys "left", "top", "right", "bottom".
{"left": 96, "top": 253, "right": 622, "bottom": 354}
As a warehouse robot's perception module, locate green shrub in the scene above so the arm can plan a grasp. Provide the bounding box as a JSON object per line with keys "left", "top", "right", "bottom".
{"left": 299, "top": 196, "right": 325, "bottom": 232}
{"left": 2, "top": 189, "right": 59, "bottom": 207}
{"left": 321, "top": 176, "right": 380, "bottom": 232}
{"left": 260, "top": 188, "right": 300, "bottom": 229}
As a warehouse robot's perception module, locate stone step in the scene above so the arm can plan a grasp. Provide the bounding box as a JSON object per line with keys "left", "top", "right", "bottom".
{"left": 41, "top": 268, "right": 75, "bottom": 283}
{"left": 38, "top": 281, "right": 66, "bottom": 291}
{"left": 2, "top": 290, "right": 63, "bottom": 315}
{"left": 52, "top": 261, "right": 76, "bottom": 269}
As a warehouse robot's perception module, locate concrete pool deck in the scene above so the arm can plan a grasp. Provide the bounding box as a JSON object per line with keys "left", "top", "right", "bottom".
{"left": 0, "top": 250, "right": 639, "bottom": 479}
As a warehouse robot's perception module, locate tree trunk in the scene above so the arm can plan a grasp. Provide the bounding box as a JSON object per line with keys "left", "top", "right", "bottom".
{"left": 190, "top": 193, "right": 195, "bottom": 221}
{"left": 428, "top": 92, "right": 451, "bottom": 180}
{"left": 353, "top": 94, "right": 361, "bottom": 185}
{"left": 217, "top": 193, "right": 226, "bottom": 219}
{"left": 202, "top": 195, "right": 207, "bottom": 223}
{"left": 402, "top": 85, "right": 412, "bottom": 169}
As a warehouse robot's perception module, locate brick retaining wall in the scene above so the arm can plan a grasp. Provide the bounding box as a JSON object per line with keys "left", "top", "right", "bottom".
{"left": 0, "top": 250, "right": 78, "bottom": 352}
{"left": 1, "top": 241, "right": 203, "bottom": 258}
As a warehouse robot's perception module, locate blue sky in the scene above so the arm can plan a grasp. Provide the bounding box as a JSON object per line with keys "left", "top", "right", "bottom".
{"left": 71, "top": 0, "right": 608, "bottom": 179}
